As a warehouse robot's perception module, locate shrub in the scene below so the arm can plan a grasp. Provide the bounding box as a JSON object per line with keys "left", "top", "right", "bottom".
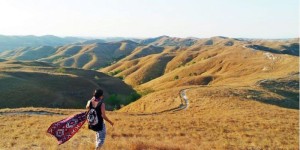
{"left": 138, "top": 88, "right": 155, "bottom": 96}
{"left": 106, "top": 92, "right": 141, "bottom": 110}
{"left": 106, "top": 94, "right": 122, "bottom": 110}
{"left": 117, "top": 76, "right": 124, "bottom": 80}
{"left": 56, "top": 67, "right": 66, "bottom": 73}
{"left": 94, "top": 76, "right": 100, "bottom": 80}
{"left": 174, "top": 75, "right": 179, "bottom": 80}
{"left": 125, "top": 92, "right": 141, "bottom": 105}
{"left": 108, "top": 69, "right": 123, "bottom": 76}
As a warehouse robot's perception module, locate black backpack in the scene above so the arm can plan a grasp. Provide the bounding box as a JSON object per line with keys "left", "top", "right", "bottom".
{"left": 87, "top": 101, "right": 103, "bottom": 131}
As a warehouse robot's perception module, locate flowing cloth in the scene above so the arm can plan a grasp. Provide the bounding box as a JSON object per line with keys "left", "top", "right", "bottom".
{"left": 47, "top": 112, "right": 87, "bottom": 145}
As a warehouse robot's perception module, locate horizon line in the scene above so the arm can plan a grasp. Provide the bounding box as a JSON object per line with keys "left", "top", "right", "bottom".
{"left": 0, "top": 34, "right": 298, "bottom": 40}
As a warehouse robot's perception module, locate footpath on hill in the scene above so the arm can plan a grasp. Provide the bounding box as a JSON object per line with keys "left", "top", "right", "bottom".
{"left": 152, "top": 88, "right": 190, "bottom": 113}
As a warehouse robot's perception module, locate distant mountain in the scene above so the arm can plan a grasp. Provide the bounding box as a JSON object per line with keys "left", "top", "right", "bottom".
{"left": 78, "top": 39, "right": 106, "bottom": 44}
{"left": 39, "top": 40, "right": 140, "bottom": 70}
{"left": 0, "top": 46, "right": 56, "bottom": 60}
{"left": 0, "top": 35, "right": 85, "bottom": 52}
{"left": 139, "top": 35, "right": 198, "bottom": 47}
{"left": 0, "top": 36, "right": 298, "bottom": 90}
{"left": 102, "top": 37, "right": 140, "bottom": 42}
{"left": 1, "top": 40, "right": 143, "bottom": 70}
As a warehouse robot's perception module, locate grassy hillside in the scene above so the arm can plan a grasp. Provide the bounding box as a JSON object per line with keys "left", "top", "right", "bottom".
{"left": 0, "top": 40, "right": 141, "bottom": 69}
{"left": 121, "top": 74, "right": 299, "bottom": 113}
{"left": 0, "top": 77, "right": 298, "bottom": 149}
{"left": 0, "top": 36, "right": 298, "bottom": 107}
{"left": 100, "top": 37, "right": 298, "bottom": 91}
{"left": 38, "top": 41, "right": 139, "bottom": 70}
{"left": 0, "top": 59, "right": 138, "bottom": 109}
{"left": 0, "top": 36, "right": 298, "bottom": 149}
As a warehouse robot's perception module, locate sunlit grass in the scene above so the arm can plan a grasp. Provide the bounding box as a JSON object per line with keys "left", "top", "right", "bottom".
{"left": 0, "top": 95, "right": 298, "bottom": 150}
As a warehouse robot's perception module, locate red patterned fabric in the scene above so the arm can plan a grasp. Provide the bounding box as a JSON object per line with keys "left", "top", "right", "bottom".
{"left": 47, "top": 112, "right": 87, "bottom": 145}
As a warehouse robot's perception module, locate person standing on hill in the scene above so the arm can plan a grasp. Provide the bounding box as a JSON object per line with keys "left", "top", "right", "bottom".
{"left": 86, "top": 89, "right": 114, "bottom": 150}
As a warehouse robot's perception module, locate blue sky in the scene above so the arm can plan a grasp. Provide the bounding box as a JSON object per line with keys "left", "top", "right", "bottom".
{"left": 0, "top": 0, "right": 298, "bottom": 38}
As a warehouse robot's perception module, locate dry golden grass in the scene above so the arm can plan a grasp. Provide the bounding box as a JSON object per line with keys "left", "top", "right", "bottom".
{"left": 0, "top": 83, "right": 298, "bottom": 150}
{"left": 119, "top": 87, "right": 183, "bottom": 113}
{"left": 101, "top": 53, "right": 175, "bottom": 86}
{"left": 99, "top": 37, "right": 298, "bottom": 94}
{"left": 138, "top": 44, "right": 298, "bottom": 91}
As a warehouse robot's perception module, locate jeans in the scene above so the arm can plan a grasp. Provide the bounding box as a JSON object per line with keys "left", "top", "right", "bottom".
{"left": 95, "top": 123, "right": 106, "bottom": 149}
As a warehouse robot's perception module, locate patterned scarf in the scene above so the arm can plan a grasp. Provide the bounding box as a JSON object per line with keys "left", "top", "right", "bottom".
{"left": 47, "top": 112, "right": 87, "bottom": 145}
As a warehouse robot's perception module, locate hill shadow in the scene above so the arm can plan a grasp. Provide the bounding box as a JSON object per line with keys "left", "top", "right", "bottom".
{"left": 239, "top": 89, "right": 299, "bottom": 110}
{"left": 281, "top": 43, "right": 299, "bottom": 56}
{"left": 0, "top": 66, "right": 139, "bottom": 110}
{"left": 236, "top": 74, "right": 299, "bottom": 109}
{"left": 246, "top": 44, "right": 299, "bottom": 56}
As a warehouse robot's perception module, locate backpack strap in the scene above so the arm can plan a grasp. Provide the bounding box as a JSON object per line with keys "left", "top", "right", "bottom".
{"left": 96, "top": 100, "right": 103, "bottom": 109}
{"left": 85, "top": 100, "right": 92, "bottom": 116}
{"left": 89, "top": 99, "right": 103, "bottom": 109}
{"left": 89, "top": 100, "right": 92, "bottom": 109}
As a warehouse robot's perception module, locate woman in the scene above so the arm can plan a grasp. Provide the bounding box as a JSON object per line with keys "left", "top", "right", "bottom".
{"left": 86, "top": 89, "right": 114, "bottom": 149}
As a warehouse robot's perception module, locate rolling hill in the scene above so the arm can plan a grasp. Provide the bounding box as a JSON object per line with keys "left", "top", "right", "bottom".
{"left": 0, "top": 46, "right": 56, "bottom": 60}
{"left": 101, "top": 37, "right": 299, "bottom": 91}
{"left": 0, "top": 36, "right": 298, "bottom": 149}
{"left": 41, "top": 40, "right": 139, "bottom": 70}
{"left": 0, "top": 59, "right": 138, "bottom": 110}
{"left": 0, "top": 40, "right": 140, "bottom": 70}
{"left": 0, "top": 36, "right": 298, "bottom": 110}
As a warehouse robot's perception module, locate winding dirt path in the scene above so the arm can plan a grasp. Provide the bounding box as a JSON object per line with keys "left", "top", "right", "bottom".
{"left": 178, "top": 89, "right": 189, "bottom": 110}
{"left": 129, "top": 88, "right": 190, "bottom": 116}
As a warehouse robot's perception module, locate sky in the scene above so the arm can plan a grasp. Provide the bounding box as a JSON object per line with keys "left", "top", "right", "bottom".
{"left": 0, "top": 0, "right": 298, "bottom": 38}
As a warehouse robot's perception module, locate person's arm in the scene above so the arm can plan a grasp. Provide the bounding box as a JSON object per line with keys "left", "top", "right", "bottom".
{"left": 101, "top": 103, "right": 114, "bottom": 126}
{"left": 86, "top": 100, "right": 91, "bottom": 110}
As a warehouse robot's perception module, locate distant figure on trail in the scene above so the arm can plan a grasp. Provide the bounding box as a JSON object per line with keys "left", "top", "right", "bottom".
{"left": 86, "top": 89, "right": 114, "bottom": 150}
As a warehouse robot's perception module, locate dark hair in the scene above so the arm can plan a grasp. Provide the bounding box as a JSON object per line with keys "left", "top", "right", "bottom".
{"left": 94, "top": 89, "right": 103, "bottom": 99}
